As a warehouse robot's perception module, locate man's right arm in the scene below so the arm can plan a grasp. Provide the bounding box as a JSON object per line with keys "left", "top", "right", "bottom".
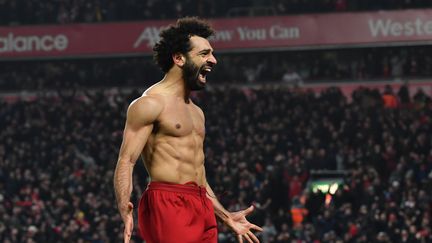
{"left": 113, "top": 96, "right": 163, "bottom": 222}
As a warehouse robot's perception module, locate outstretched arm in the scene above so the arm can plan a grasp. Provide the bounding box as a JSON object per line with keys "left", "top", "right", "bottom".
{"left": 205, "top": 182, "right": 263, "bottom": 243}
{"left": 114, "top": 96, "right": 163, "bottom": 243}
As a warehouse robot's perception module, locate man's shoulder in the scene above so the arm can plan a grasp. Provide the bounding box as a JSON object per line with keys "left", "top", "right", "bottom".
{"left": 127, "top": 94, "right": 165, "bottom": 122}
{"left": 131, "top": 93, "right": 164, "bottom": 108}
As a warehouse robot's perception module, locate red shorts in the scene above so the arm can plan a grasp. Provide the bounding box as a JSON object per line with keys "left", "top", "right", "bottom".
{"left": 138, "top": 181, "right": 218, "bottom": 243}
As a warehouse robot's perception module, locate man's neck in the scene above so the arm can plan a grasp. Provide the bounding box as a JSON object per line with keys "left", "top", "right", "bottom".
{"left": 159, "top": 70, "right": 191, "bottom": 103}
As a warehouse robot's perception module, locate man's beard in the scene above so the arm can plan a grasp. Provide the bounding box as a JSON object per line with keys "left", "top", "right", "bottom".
{"left": 182, "top": 57, "right": 206, "bottom": 91}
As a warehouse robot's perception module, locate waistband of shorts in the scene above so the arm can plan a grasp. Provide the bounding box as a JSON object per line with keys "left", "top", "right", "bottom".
{"left": 146, "top": 181, "right": 207, "bottom": 196}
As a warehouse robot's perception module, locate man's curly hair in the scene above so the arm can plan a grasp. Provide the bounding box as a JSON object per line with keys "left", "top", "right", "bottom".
{"left": 153, "top": 17, "right": 214, "bottom": 73}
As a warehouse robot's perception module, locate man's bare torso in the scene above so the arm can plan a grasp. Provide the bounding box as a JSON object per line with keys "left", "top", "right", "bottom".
{"left": 140, "top": 88, "right": 206, "bottom": 185}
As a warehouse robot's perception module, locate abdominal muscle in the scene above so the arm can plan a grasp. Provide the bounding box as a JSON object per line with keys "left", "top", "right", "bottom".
{"left": 142, "top": 133, "right": 206, "bottom": 186}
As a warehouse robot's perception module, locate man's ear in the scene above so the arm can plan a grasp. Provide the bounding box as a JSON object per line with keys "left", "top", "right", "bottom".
{"left": 172, "top": 53, "right": 186, "bottom": 67}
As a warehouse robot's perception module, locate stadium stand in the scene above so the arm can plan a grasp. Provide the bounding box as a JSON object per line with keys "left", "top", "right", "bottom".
{"left": 1, "top": 85, "right": 431, "bottom": 242}
{"left": 1, "top": 45, "right": 432, "bottom": 91}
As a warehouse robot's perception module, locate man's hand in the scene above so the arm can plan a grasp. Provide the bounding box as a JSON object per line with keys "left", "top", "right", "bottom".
{"left": 123, "top": 202, "right": 134, "bottom": 243}
{"left": 226, "top": 205, "right": 263, "bottom": 243}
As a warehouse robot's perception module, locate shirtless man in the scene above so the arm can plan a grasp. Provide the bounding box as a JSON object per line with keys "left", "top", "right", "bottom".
{"left": 114, "top": 17, "right": 262, "bottom": 243}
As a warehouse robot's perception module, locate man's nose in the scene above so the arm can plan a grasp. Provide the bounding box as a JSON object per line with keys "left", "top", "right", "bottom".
{"left": 208, "top": 54, "right": 217, "bottom": 65}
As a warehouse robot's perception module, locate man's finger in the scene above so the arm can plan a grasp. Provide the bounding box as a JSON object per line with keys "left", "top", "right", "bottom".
{"left": 250, "top": 224, "right": 264, "bottom": 232}
{"left": 243, "top": 233, "right": 253, "bottom": 243}
{"left": 124, "top": 217, "right": 133, "bottom": 243}
{"left": 124, "top": 230, "right": 131, "bottom": 243}
{"left": 237, "top": 234, "right": 243, "bottom": 243}
{"left": 242, "top": 205, "right": 254, "bottom": 215}
{"left": 247, "top": 231, "right": 260, "bottom": 243}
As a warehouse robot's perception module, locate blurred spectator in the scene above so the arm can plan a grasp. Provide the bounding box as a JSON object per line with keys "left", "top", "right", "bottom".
{"left": 382, "top": 85, "right": 398, "bottom": 108}
{"left": 282, "top": 67, "right": 303, "bottom": 87}
{"left": 261, "top": 217, "right": 278, "bottom": 242}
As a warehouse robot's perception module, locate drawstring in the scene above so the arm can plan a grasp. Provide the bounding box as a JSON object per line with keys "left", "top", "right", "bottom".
{"left": 183, "top": 182, "right": 209, "bottom": 211}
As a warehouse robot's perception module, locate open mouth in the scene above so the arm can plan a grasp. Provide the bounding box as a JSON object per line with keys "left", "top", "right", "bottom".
{"left": 198, "top": 66, "right": 212, "bottom": 83}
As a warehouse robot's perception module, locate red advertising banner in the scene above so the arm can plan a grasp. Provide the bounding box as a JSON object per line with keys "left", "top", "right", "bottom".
{"left": 1, "top": 9, "right": 432, "bottom": 59}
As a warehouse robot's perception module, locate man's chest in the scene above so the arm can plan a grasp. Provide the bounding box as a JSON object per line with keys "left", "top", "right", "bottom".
{"left": 156, "top": 102, "right": 205, "bottom": 138}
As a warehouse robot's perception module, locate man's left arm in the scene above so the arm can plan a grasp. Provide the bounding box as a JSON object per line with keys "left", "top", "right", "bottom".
{"left": 205, "top": 182, "right": 231, "bottom": 222}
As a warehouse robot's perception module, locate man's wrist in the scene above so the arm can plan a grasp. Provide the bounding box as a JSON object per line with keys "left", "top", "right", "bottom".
{"left": 218, "top": 211, "right": 233, "bottom": 224}
{"left": 118, "top": 203, "right": 130, "bottom": 219}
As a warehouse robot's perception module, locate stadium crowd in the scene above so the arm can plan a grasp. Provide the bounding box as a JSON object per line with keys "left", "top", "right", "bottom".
{"left": 1, "top": 81, "right": 431, "bottom": 242}
{"left": 1, "top": 45, "right": 432, "bottom": 91}
{"left": 1, "top": 0, "right": 432, "bottom": 26}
